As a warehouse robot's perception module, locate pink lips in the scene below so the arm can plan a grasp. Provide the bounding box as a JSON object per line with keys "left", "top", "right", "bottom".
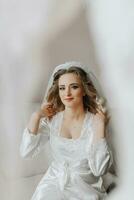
{"left": 64, "top": 97, "right": 74, "bottom": 101}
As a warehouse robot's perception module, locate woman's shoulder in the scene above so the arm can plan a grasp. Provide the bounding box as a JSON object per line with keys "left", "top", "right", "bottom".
{"left": 86, "top": 111, "right": 94, "bottom": 120}
{"left": 86, "top": 112, "right": 105, "bottom": 134}
{"left": 86, "top": 111, "right": 105, "bottom": 126}
{"left": 48, "top": 111, "right": 63, "bottom": 124}
{"left": 53, "top": 111, "right": 63, "bottom": 118}
{"left": 93, "top": 112, "right": 105, "bottom": 124}
{"left": 87, "top": 111, "right": 105, "bottom": 121}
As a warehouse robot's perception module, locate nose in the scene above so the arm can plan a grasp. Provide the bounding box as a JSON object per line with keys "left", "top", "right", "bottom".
{"left": 65, "top": 87, "right": 71, "bottom": 96}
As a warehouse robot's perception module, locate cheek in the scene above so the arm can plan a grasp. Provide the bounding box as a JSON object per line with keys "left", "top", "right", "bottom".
{"left": 74, "top": 89, "right": 84, "bottom": 97}
{"left": 59, "top": 90, "right": 63, "bottom": 99}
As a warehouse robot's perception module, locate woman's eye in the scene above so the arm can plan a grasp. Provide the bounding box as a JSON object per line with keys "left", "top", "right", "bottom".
{"left": 72, "top": 85, "right": 79, "bottom": 89}
{"left": 59, "top": 85, "right": 79, "bottom": 90}
{"left": 59, "top": 87, "right": 65, "bottom": 90}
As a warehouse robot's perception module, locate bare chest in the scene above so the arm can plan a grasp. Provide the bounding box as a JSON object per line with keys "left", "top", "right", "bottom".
{"left": 60, "top": 119, "right": 84, "bottom": 139}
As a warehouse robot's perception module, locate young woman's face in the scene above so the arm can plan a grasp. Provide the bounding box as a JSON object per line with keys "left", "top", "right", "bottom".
{"left": 58, "top": 73, "right": 85, "bottom": 108}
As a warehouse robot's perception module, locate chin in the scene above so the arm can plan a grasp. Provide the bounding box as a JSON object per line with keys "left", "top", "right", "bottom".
{"left": 64, "top": 102, "right": 80, "bottom": 108}
{"left": 62, "top": 99, "right": 82, "bottom": 108}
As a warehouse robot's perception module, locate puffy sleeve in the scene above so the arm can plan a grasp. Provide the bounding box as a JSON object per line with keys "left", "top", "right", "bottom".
{"left": 20, "top": 118, "right": 50, "bottom": 159}
{"left": 87, "top": 114, "right": 113, "bottom": 177}
{"left": 88, "top": 138, "right": 113, "bottom": 177}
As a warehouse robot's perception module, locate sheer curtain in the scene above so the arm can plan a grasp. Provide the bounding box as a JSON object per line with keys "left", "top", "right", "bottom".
{"left": 85, "top": 1, "right": 134, "bottom": 199}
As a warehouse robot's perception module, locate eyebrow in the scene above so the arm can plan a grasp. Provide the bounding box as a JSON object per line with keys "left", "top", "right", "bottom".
{"left": 59, "top": 83, "right": 80, "bottom": 87}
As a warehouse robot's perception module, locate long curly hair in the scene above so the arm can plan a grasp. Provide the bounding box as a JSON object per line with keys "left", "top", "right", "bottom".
{"left": 46, "top": 66, "right": 109, "bottom": 123}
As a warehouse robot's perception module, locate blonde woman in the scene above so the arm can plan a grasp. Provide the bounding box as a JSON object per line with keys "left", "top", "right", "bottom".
{"left": 20, "top": 62, "right": 114, "bottom": 200}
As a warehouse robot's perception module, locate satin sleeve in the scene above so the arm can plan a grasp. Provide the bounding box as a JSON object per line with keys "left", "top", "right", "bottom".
{"left": 87, "top": 137, "right": 113, "bottom": 177}
{"left": 20, "top": 118, "right": 50, "bottom": 159}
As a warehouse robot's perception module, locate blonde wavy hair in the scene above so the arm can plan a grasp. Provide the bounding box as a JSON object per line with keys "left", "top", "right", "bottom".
{"left": 46, "top": 66, "right": 109, "bottom": 124}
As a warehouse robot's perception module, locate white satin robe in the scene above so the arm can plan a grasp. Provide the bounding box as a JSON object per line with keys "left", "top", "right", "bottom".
{"left": 20, "top": 111, "right": 113, "bottom": 200}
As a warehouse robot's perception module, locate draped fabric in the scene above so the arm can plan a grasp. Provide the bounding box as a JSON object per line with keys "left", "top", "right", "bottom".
{"left": 20, "top": 111, "right": 113, "bottom": 200}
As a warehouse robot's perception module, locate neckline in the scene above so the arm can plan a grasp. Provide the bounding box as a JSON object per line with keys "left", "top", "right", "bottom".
{"left": 58, "top": 110, "right": 89, "bottom": 141}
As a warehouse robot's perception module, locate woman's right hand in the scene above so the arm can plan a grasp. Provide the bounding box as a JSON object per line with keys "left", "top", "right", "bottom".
{"left": 27, "top": 102, "right": 56, "bottom": 134}
{"left": 35, "top": 102, "right": 56, "bottom": 119}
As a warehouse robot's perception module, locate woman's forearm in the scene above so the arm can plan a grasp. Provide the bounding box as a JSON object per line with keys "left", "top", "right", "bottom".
{"left": 27, "top": 112, "right": 41, "bottom": 134}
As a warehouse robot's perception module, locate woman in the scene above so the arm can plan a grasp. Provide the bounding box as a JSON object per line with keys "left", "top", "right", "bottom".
{"left": 20, "top": 62, "right": 113, "bottom": 200}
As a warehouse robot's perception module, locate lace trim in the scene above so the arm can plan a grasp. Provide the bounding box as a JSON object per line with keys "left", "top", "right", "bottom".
{"left": 51, "top": 111, "right": 94, "bottom": 141}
